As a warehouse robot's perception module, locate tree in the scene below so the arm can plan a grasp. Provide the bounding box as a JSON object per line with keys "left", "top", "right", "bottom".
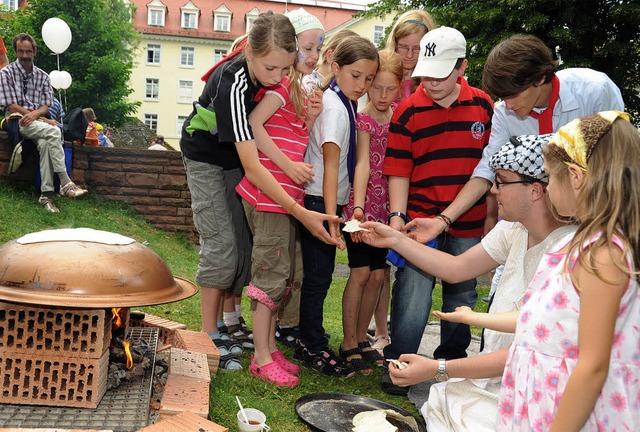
{"left": 362, "top": 0, "right": 640, "bottom": 121}
{"left": 1, "top": 0, "right": 140, "bottom": 126}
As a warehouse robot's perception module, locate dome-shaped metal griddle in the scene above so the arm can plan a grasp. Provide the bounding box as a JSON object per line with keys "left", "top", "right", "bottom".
{"left": 0, "top": 228, "right": 198, "bottom": 308}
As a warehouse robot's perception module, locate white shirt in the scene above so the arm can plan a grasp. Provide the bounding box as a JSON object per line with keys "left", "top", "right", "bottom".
{"left": 305, "top": 89, "right": 351, "bottom": 205}
{"left": 481, "top": 221, "right": 578, "bottom": 354}
{"left": 472, "top": 68, "right": 624, "bottom": 181}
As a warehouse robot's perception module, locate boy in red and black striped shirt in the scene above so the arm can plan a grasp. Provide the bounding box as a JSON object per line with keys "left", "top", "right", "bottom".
{"left": 381, "top": 26, "right": 494, "bottom": 395}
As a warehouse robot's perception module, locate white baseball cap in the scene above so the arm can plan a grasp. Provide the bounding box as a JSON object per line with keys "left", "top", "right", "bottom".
{"left": 412, "top": 27, "right": 467, "bottom": 79}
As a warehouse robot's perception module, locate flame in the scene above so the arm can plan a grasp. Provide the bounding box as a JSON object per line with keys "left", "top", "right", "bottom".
{"left": 122, "top": 341, "right": 133, "bottom": 370}
{"left": 112, "top": 308, "right": 122, "bottom": 328}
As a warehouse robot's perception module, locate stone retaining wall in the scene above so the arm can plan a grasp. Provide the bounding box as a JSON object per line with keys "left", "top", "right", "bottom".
{"left": 0, "top": 132, "right": 196, "bottom": 237}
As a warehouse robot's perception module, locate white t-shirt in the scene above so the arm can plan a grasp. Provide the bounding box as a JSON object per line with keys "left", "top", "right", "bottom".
{"left": 424, "top": 221, "right": 577, "bottom": 432}
{"left": 481, "top": 221, "right": 577, "bottom": 354}
{"left": 472, "top": 68, "right": 624, "bottom": 182}
{"left": 305, "top": 89, "right": 351, "bottom": 205}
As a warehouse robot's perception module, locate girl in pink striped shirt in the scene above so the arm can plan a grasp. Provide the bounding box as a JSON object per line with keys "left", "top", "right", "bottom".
{"left": 236, "top": 8, "right": 324, "bottom": 388}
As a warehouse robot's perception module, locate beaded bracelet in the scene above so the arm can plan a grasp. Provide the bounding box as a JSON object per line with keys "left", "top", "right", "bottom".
{"left": 436, "top": 214, "right": 453, "bottom": 232}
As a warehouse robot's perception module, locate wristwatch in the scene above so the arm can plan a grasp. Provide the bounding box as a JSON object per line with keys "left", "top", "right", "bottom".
{"left": 435, "top": 358, "right": 449, "bottom": 382}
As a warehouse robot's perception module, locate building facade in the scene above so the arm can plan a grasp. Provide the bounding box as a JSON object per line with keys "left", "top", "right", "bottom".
{"left": 126, "top": 0, "right": 393, "bottom": 148}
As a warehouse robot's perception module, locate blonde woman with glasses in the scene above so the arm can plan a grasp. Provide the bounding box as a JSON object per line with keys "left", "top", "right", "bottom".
{"left": 385, "top": 9, "right": 435, "bottom": 101}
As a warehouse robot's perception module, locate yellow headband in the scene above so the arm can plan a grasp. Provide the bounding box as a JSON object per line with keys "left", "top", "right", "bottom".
{"left": 548, "top": 110, "right": 631, "bottom": 170}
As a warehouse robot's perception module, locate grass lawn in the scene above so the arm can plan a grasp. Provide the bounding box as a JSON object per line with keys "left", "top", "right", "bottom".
{"left": 0, "top": 178, "right": 489, "bottom": 430}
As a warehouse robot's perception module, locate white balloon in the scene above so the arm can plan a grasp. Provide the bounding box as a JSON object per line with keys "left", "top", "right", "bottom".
{"left": 59, "top": 71, "right": 72, "bottom": 90}
{"left": 41, "top": 18, "right": 72, "bottom": 54}
{"left": 49, "top": 70, "right": 63, "bottom": 90}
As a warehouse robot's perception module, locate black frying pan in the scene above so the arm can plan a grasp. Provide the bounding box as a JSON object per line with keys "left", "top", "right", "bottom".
{"left": 295, "top": 392, "right": 426, "bottom": 432}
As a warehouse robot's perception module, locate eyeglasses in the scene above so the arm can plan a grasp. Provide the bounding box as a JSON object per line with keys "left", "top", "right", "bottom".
{"left": 22, "top": 78, "right": 28, "bottom": 95}
{"left": 494, "top": 179, "right": 535, "bottom": 189}
{"left": 396, "top": 44, "right": 421, "bottom": 55}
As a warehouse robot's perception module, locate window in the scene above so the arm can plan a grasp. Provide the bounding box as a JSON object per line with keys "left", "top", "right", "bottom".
{"left": 214, "top": 5, "right": 232, "bottom": 32}
{"left": 181, "top": 1, "right": 200, "bottom": 30}
{"left": 148, "top": 9, "right": 164, "bottom": 26}
{"left": 147, "top": 0, "right": 166, "bottom": 27}
{"left": 177, "top": 80, "right": 193, "bottom": 103}
{"left": 2, "top": 0, "right": 19, "bottom": 11}
{"left": 182, "top": 12, "right": 197, "bottom": 29}
{"left": 144, "top": 114, "right": 158, "bottom": 132}
{"left": 2, "top": 0, "right": 18, "bottom": 11}
{"left": 215, "top": 14, "right": 230, "bottom": 32}
{"left": 373, "top": 25, "right": 385, "bottom": 47}
{"left": 245, "top": 8, "right": 260, "bottom": 33}
{"left": 180, "top": 47, "right": 195, "bottom": 67}
{"left": 146, "top": 44, "right": 161, "bottom": 65}
{"left": 145, "top": 78, "right": 159, "bottom": 100}
{"left": 213, "top": 49, "right": 227, "bottom": 64}
{"left": 176, "top": 115, "right": 188, "bottom": 135}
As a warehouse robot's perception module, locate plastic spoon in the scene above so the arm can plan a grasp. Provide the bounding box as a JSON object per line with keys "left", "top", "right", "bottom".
{"left": 236, "top": 396, "right": 250, "bottom": 425}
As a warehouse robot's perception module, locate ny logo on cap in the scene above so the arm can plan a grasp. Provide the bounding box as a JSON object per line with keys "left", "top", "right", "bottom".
{"left": 423, "top": 42, "right": 436, "bottom": 57}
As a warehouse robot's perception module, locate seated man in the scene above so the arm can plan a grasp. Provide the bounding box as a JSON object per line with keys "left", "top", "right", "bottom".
{"left": 0, "top": 33, "right": 86, "bottom": 212}
{"left": 360, "top": 134, "right": 576, "bottom": 431}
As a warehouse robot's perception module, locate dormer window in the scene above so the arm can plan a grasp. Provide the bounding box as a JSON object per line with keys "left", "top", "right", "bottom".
{"left": 181, "top": 1, "right": 200, "bottom": 30}
{"left": 245, "top": 7, "right": 260, "bottom": 34}
{"left": 2, "top": 0, "right": 19, "bottom": 11}
{"left": 147, "top": 0, "right": 167, "bottom": 27}
{"left": 214, "top": 4, "right": 232, "bottom": 33}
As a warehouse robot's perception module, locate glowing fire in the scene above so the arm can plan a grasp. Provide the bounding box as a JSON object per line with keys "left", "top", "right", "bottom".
{"left": 122, "top": 341, "right": 134, "bottom": 370}
{"left": 112, "top": 307, "right": 123, "bottom": 328}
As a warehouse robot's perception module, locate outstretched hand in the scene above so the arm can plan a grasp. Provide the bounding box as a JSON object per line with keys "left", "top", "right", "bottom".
{"left": 433, "top": 306, "right": 475, "bottom": 324}
{"left": 388, "top": 354, "right": 438, "bottom": 387}
{"left": 403, "top": 217, "right": 447, "bottom": 243}
{"left": 296, "top": 206, "right": 345, "bottom": 250}
{"left": 359, "top": 221, "right": 404, "bottom": 249}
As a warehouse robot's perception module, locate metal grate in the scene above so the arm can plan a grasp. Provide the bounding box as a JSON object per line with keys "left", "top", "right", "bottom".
{"left": 0, "top": 327, "right": 159, "bottom": 431}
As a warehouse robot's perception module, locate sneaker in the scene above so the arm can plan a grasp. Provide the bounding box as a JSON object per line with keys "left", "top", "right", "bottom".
{"left": 381, "top": 368, "right": 409, "bottom": 396}
{"left": 275, "top": 325, "right": 300, "bottom": 347}
{"left": 59, "top": 182, "right": 87, "bottom": 198}
{"left": 295, "top": 342, "right": 355, "bottom": 378}
{"left": 38, "top": 196, "right": 60, "bottom": 213}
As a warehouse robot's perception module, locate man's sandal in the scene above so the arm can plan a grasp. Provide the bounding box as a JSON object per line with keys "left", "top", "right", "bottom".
{"left": 38, "top": 196, "right": 60, "bottom": 213}
{"left": 60, "top": 182, "right": 88, "bottom": 198}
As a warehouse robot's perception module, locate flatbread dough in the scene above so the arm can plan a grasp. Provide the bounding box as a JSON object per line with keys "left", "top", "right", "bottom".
{"left": 387, "top": 359, "right": 408, "bottom": 370}
{"left": 343, "top": 219, "right": 369, "bottom": 233}
{"left": 352, "top": 410, "right": 398, "bottom": 432}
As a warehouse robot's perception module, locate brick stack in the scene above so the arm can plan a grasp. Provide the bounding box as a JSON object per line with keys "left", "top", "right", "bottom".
{"left": 0, "top": 302, "right": 111, "bottom": 408}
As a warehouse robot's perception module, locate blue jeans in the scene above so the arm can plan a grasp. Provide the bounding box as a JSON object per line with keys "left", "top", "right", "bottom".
{"left": 384, "top": 234, "right": 480, "bottom": 361}
{"left": 299, "top": 195, "right": 342, "bottom": 352}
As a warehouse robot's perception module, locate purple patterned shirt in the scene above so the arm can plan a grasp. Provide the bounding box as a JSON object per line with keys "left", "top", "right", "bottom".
{"left": 0, "top": 60, "right": 53, "bottom": 116}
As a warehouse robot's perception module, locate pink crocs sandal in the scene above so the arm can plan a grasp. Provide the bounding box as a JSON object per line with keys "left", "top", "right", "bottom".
{"left": 271, "top": 350, "right": 300, "bottom": 375}
{"left": 250, "top": 355, "right": 299, "bottom": 388}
